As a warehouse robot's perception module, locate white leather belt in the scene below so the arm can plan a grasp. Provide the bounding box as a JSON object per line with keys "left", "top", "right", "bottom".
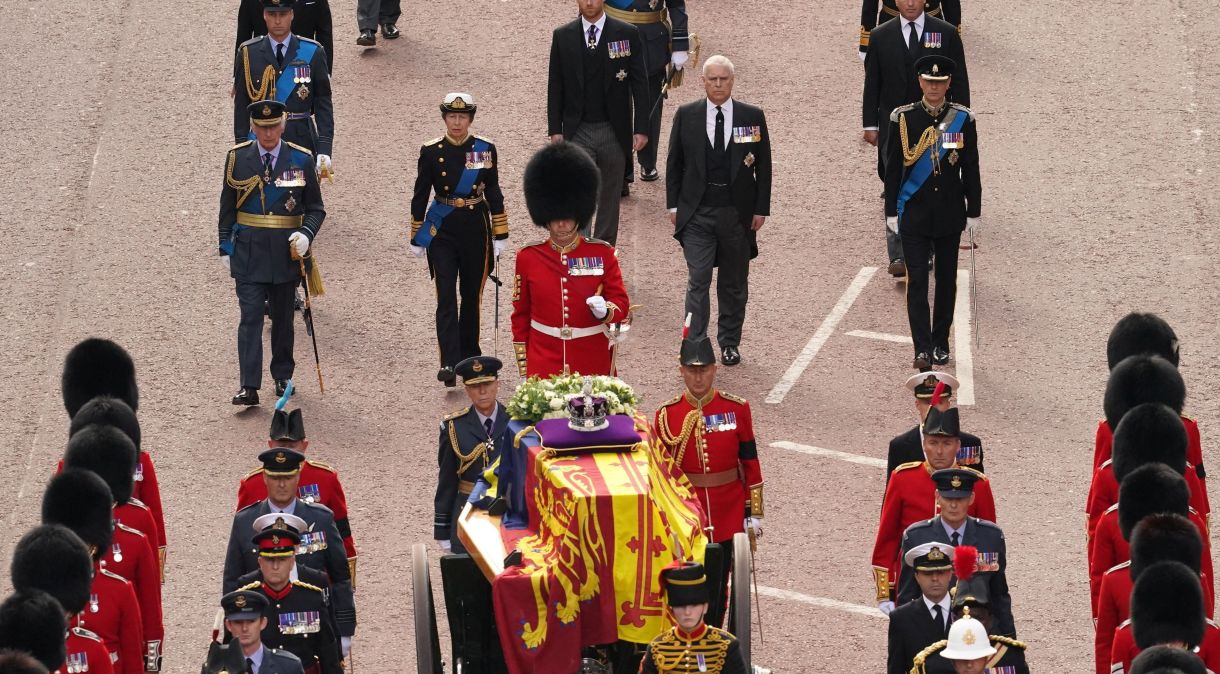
{"left": 530, "top": 320, "right": 605, "bottom": 340}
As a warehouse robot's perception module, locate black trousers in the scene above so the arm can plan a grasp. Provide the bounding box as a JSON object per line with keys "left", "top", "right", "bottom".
{"left": 236, "top": 280, "right": 297, "bottom": 388}
{"left": 428, "top": 214, "right": 490, "bottom": 368}
{"left": 901, "top": 230, "right": 961, "bottom": 355}
{"left": 682, "top": 205, "right": 750, "bottom": 349}
{"left": 356, "top": 0, "right": 400, "bottom": 30}
{"left": 626, "top": 69, "right": 666, "bottom": 181}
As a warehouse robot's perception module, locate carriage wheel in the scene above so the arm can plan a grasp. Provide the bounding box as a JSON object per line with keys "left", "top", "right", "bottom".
{"left": 728, "top": 533, "right": 752, "bottom": 666}
{"left": 412, "top": 543, "right": 444, "bottom": 674}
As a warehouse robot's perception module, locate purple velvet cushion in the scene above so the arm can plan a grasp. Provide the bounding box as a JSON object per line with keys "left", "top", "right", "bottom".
{"left": 534, "top": 415, "right": 640, "bottom": 452}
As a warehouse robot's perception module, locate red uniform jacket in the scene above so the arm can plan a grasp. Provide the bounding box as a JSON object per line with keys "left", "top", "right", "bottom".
{"left": 102, "top": 522, "right": 163, "bottom": 668}
{"left": 510, "top": 236, "right": 630, "bottom": 378}
{"left": 114, "top": 500, "right": 160, "bottom": 559}
{"left": 654, "top": 390, "right": 763, "bottom": 544}
{"left": 1088, "top": 505, "right": 1212, "bottom": 617}
{"left": 1086, "top": 460, "right": 1209, "bottom": 553}
{"left": 57, "top": 452, "right": 167, "bottom": 574}
{"left": 236, "top": 459, "right": 357, "bottom": 559}
{"left": 1096, "top": 563, "right": 1216, "bottom": 674}
{"left": 1092, "top": 415, "right": 1205, "bottom": 477}
{"left": 61, "top": 627, "right": 117, "bottom": 674}
{"left": 870, "top": 461, "right": 996, "bottom": 601}
{"left": 73, "top": 566, "right": 144, "bottom": 674}
{"left": 1110, "top": 619, "right": 1220, "bottom": 674}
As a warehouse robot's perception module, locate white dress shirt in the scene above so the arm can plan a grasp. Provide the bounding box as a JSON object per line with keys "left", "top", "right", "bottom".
{"left": 269, "top": 33, "right": 293, "bottom": 60}
{"left": 922, "top": 594, "right": 951, "bottom": 631}
{"left": 580, "top": 13, "right": 607, "bottom": 48}
{"left": 705, "top": 97, "right": 734, "bottom": 148}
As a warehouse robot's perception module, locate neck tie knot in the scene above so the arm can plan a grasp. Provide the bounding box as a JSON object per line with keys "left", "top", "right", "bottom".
{"left": 950, "top": 531, "right": 961, "bottom": 546}
{"left": 587, "top": 25, "right": 598, "bottom": 49}
{"left": 484, "top": 418, "right": 493, "bottom": 436}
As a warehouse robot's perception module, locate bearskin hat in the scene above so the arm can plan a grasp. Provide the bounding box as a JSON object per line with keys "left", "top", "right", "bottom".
{"left": 1130, "top": 513, "right": 1202, "bottom": 583}
{"left": 61, "top": 338, "right": 138, "bottom": 417}
{"left": 1129, "top": 645, "right": 1208, "bottom": 674}
{"left": 1104, "top": 355, "right": 1185, "bottom": 432}
{"left": 1118, "top": 463, "right": 1189, "bottom": 541}
{"left": 1131, "top": 561, "right": 1205, "bottom": 650}
{"left": 0, "top": 649, "right": 50, "bottom": 674}
{"left": 41, "top": 469, "right": 115, "bottom": 557}
{"left": 62, "top": 424, "right": 137, "bottom": 503}
{"left": 1107, "top": 313, "right": 1180, "bottom": 371}
{"left": 69, "top": 396, "right": 141, "bottom": 450}
{"left": 523, "top": 142, "right": 599, "bottom": 228}
{"left": 0, "top": 591, "right": 67, "bottom": 671}
{"left": 1112, "top": 403, "right": 1188, "bottom": 482}
{"left": 10, "top": 524, "right": 94, "bottom": 614}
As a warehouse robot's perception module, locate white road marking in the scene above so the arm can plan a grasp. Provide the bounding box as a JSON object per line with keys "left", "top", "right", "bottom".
{"left": 757, "top": 585, "right": 884, "bottom": 619}
{"left": 770, "top": 441, "right": 887, "bottom": 468}
{"left": 953, "top": 269, "right": 975, "bottom": 406}
{"left": 765, "top": 267, "right": 877, "bottom": 404}
{"left": 845, "top": 329, "right": 913, "bottom": 345}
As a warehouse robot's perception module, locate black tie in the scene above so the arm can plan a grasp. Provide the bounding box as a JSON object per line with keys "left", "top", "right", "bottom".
{"left": 714, "top": 106, "right": 725, "bottom": 153}
{"left": 263, "top": 153, "right": 274, "bottom": 180}
{"left": 933, "top": 604, "right": 945, "bottom": 634}
{"left": 587, "top": 25, "right": 598, "bottom": 50}
{"left": 951, "top": 531, "right": 961, "bottom": 546}
{"left": 483, "top": 418, "right": 493, "bottom": 437}
{"left": 276, "top": 42, "right": 285, "bottom": 67}
{"left": 246, "top": 657, "right": 255, "bottom": 674}
{"left": 908, "top": 22, "right": 919, "bottom": 51}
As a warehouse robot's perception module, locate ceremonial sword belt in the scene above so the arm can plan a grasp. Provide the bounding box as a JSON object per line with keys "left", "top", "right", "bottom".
{"left": 529, "top": 320, "right": 606, "bottom": 340}
{"left": 235, "top": 213, "right": 304, "bottom": 228}
{"left": 458, "top": 479, "right": 476, "bottom": 495}
{"left": 435, "top": 193, "right": 486, "bottom": 208}
{"left": 883, "top": 5, "right": 941, "bottom": 17}
{"left": 686, "top": 468, "right": 741, "bottom": 488}
{"left": 286, "top": 112, "right": 312, "bottom": 121}
{"left": 604, "top": 6, "right": 667, "bottom": 24}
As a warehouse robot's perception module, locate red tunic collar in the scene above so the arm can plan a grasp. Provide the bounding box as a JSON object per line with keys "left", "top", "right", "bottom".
{"left": 674, "top": 623, "right": 709, "bottom": 641}
{"left": 262, "top": 582, "right": 293, "bottom": 600}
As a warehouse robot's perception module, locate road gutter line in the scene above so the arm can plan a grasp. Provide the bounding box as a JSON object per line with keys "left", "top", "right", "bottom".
{"left": 769, "top": 441, "right": 887, "bottom": 468}
{"left": 757, "top": 585, "right": 884, "bottom": 619}
{"left": 953, "top": 269, "right": 975, "bottom": 406}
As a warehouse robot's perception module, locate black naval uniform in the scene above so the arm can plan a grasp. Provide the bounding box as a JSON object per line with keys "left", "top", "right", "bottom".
{"left": 911, "top": 636, "right": 1029, "bottom": 674}
{"left": 410, "top": 134, "right": 508, "bottom": 371}
{"left": 605, "top": 0, "right": 689, "bottom": 180}
{"left": 234, "top": 34, "right": 334, "bottom": 156}
{"left": 235, "top": 0, "right": 334, "bottom": 73}
{"left": 884, "top": 99, "right": 980, "bottom": 360}
{"left": 886, "top": 426, "right": 984, "bottom": 481}
{"left": 236, "top": 578, "right": 343, "bottom": 674}
{"left": 222, "top": 500, "right": 356, "bottom": 636}
{"left": 899, "top": 516, "right": 1013, "bottom": 637}
{"left": 219, "top": 138, "right": 325, "bottom": 391}
{"left": 434, "top": 403, "right": 508, "bottom": 553}
{"left": 639, "top": 625, "right": 748, "bottom": 674}
{"left": 859, "top": 0, "right": 961, "bottom": 57}
{"left": 887, "top": 598, "right": 953, "bottom": 674}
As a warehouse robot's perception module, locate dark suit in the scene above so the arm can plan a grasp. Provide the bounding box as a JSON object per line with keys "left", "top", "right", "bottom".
{"left": 547, "top": 15, "right": 649, "bottom": 244}
{"left": 218, "top": 140, "right": 325, "bottom": 390}
{"left": 235, "top": 0, "right": 334, "bottom": 73}
{"left": 666, "top": 98, "right": 771, "bottom": 350}
{"left": 887, "top": 598, "right": 953, "bottom": 674}
{"left": 222, "top": 499, "right": 356, "bottom": 636}
{"left": 886, "top": 426, "right": 985, "bottom": 481}
{"left": 434, "top": 404, "right": 508, "bottom": 553}
{"left": 899, "top": 516, "right": 1014, "bottom": 636}
{"left": 859, "top": 0, "right": 961, "bottom": 55}
{"left": 260, "top": 648, "right": 307, "bottom": 674}
{"left": 234, "top": 34, "right": 334, "bottom": 157}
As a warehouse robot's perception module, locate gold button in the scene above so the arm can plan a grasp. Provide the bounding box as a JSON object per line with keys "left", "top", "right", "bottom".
{"left": 439, "top": 158, "right": 445, "bottom": 163}
{"left": 441, "top": 171, "right": 447, "bottom": 177}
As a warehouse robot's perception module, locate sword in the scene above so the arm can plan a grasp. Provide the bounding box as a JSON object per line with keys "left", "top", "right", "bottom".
{"left": 489, "top": 249, "right": 503, "bottom": 359}
{"left": 297, "top": 255, "right": 325, "bottom": 394}
{"left": 647, "top": 34, "right": 701, "bottom": 122}
{"left": 747, "top": 526, "right": 765, "bottom": 644}
{"left": 968, "top": 228, "right": 978, "bottom": 349}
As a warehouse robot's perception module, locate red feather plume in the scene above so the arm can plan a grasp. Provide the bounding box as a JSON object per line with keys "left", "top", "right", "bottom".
{"left": 931, "top": 380, "right": 946, "bottom": 406}
{"left": 954, "top": 545, "right": 978, "bottom": 581}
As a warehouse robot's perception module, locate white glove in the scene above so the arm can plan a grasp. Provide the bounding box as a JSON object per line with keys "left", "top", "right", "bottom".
{"left": 289, "top": 231, "right": 310, "bottom": 258}
{"left": 886, "top": 216, "right": 899, "bottom": 234}
{"left": 745, "top": 516, "right": 763, "bottom": 539}
{"left": 493, "top": 239, "right": 506, "bottom": 258}
{"left": 586, "top": 295, "right": 608, "bottom": 319}
{"left": 316, "top": 154, "right": 332, "bottom": 174}
{"left": 221, "top": 255, "right": 230, "bottom": 271}
{"left": 410, "top": 244, "right": 427, "bottom": 259}
{"left": 438, "top": 539, "right": 451, "bottom": 552}
{"left": 858, "top": 51, "right": 867, "bottom": 64}
{"left": 878, "top": 600, "right": 896, "bottom": 616}
{"left": 671, "top": 51, "right": 689, "bottom": 70}
{"left": 340, "top": 636, "right": 352, "bottom": 657}
{"left": 965, "top": 217, "right": 980, "bottom": 236}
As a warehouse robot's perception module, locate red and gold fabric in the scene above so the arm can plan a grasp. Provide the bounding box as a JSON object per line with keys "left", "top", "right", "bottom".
{"left": 1085, "top": 460, "right": 1209, "bottom": 554}
{"left": 73, "top": 566, "right": 145, "bottom": 674}
{"left": 492, "top": 418, "right": 708, "bottom": 674}
{"left": 236, "top": 459, "right": 357, "bottom": 562}
{"left": 870, "top": 461, "right": 996, "bottom": 601}
{"left": 653, "top": 390, "right": 763, "bottom": 543}
{"left": 510, "top": 236, "right": 630, "bottom": 378}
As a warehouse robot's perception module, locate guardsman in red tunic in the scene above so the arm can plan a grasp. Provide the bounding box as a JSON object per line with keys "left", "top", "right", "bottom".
{"left": 0, "top": 590, "right": 69, "bottom": 672}
{"left": 654, "top": 336, "right": 762, "bottom": 625}
{"left": 11, "top": 524, "right": 119, "bottom": 674}
{"left": 236, "top": 407, "right": 357, "bottom": 573}
{"left": 511, "top": 142, "right": 630, "bottom": 378}
{"left": 871, "top": 407, "right": 996, "bottom": 614}
{"left": 1109, "top": 561, "right": 1220, "bottom": 674}
{"left": 1096, "top": 513, "right": 1206, "bottom": 674}
{"left": 61, "top": 339, "right": 168, "bottom": 577}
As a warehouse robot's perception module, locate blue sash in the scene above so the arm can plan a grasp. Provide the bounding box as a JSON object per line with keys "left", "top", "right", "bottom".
{"left": 604, "top": 0, "right": 633, "bottom": 8}
{"left": 896, "top": 108, "right": 967, "bottom": 223}
{"left": 221, "top": 151, "right": 298, "bottom": 255}
{"left": 414, "top": 138, "right": 490, "bottom": 248}
{"left": 246, "top": 39, "right": 318, "bottom": 141}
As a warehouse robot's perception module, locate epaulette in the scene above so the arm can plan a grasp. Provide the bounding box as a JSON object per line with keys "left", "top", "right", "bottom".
{"left": 299, "top": 499, "right": 335, "bottom": 515}
{"left": 1182, "top": 413, "right": 1196, "bottom": 422}
{"left": 100, "top": 567, "right": 127, "bottom": 582}
{"left": 244, "top": 466, "right": 265, "bottom": 479}
{"left": 894, "top": 460, "right": 923, "bottom": 473}
{"left": 949, "top": 102, "right": 976, "bottom": 121}
{"left": 116, "top": 521, "right": 146, "bottom": 537}
{"left": 657, "top": 394, "right": 683, "bottom": 409}
{"left": 292, "top": 580, "right": 324, "bottom": 593}
{"left": 705, "top": 626, "right": 736, "bottom": 642}
{"left": 128, "top": 497, "right": 149, "bottom": 510}
{"left": 306, "top": 459, "right": 335, "bottom": 473}
{"left": 238, "top": 580, "right": 262, "bottom": 591}
{"left": 231, "top": 140, "right": 254, "bottom": 151}
{"left": 239, "top": 36, "right": 263, "bottom": 48}
{"left": 474, "top": 134, "right": 496, "bottom": 145}
{"left": 297, "top": 35, "right": 321, "bottom": 47}
{"left": 906, "top": 517, "right": 936, "bottom": 530}
{"left": 237, "top": 501, "right": 261, "bottom": 514}
{"left": 971, "top": 516, "right": 1001, "bottom": 530}
{"left": 284, "top": 141, "right": 314, "bottom": 157}
{"left": 71, "top": 626, "right": 103, "bottom": 641}
{"left": 719, "top": 391, "right": 748, "bottom": 405}
{"left": 444, "top": 407, "right": 470, "bottom": 422}
{"left": 583, "top": 237, "right": 614, "bottom": 247}
{"left": 911, "top": 639, "right": 948, "bottom": 666}
{"left": 1105, "top": 560, "right": 1131, "bottom": 575}
{"left": 890, "top": 102, "right": 918, "bottom": 122}
{"left": 960, "top": 465, "right": 988, "bottom": 480}
{"left": 423, "top": 136, "right": 444, "bottom": 147}
{"left": 990, "top": 635, "right": 1025, "bottom": 650}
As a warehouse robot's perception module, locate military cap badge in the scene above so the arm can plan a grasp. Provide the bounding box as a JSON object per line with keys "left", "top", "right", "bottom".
{"left": 951, "top": 476, "right": 962, "bottom": 488}
{"left": 928, "top": 546, "right": 946, "bottom": 561}
{"left": 932, "top": 63, "right": 940, "bottom": 75}
{"left": 271, "top": 535, "right": 281, "bottom": 545}
{"left": 962, "top": 629, "right": 976, "bottom": 645}
{"left": 472, "top": 360, "right": 483, "bottom": 372}
{"left": 262, "top": 105, "right": 272, "bottom": 116}
{"left": 275, "top": 452, "right": 287, "bottom": 463}
{"left": 451, "top": 97, "right": 466, "bottom": 109}
{"left": 235, "top": 595, "right": 247, "bottom": 608}
{"left": 273, "top": 517, "right": 287, "bottom": 530}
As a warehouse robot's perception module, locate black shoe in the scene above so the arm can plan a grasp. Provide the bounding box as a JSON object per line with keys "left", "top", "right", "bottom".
{"left": 231, "top": 388, "right": 259, "bottom": 406}
{"left": 721, "top": 346, "right": 741, "bottom": 366}
{"left": 275, "top": 379, "right": 292, "bottom": 397}
{"left": 913, "top": 352, "right": 931, "bottom": 370}
{"left": 437, "top": 366, "right": 457, "bottom": 387}
{"left": 486, "top": 498, "right": 507, "bottom": 516}
{"left": 620, "top": 183, "right": 630, "bottom": 197}
{"left": 356, "top": 30, "right": 376, "bottom": 46}
{"left": 887, "top": 259, "right": 906, "bottom": 277}
{"left": 381, "top": 23, "right": 400, "bottom": 39}
{"left": 931, "top": 347, "right": 950, "bottom": 366}
{"left": 640, "top": 167, "right": 659, "bottom": 182}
